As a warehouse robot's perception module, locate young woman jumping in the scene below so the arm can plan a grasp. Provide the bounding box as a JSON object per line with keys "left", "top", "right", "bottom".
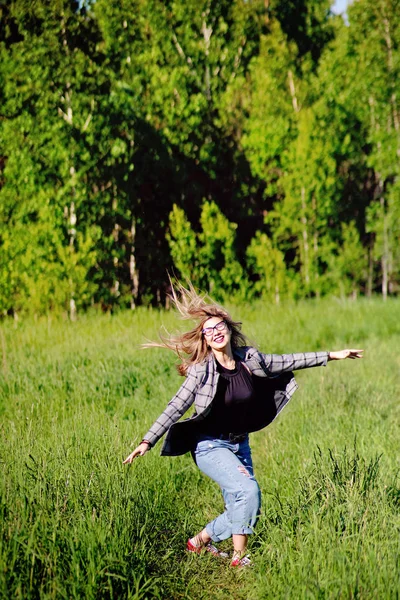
{"left": 123, "top": 283, "right": 363, "bottom": 567}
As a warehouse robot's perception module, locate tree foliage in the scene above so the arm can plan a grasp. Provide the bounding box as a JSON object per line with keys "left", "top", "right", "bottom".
{"left": 0, "top": 0, "right": 399, "bottom": 315}
{"left": 168, "top": 201, "right": 245, "bottom": 300}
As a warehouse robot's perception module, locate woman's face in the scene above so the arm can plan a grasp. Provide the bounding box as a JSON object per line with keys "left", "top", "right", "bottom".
{"left": 202, "top": 316, "right": 232, "bottom": 353}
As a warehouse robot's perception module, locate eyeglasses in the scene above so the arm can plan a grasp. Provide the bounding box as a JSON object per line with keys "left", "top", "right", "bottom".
{"left": 202, "top": 320, "right": 228, "bottom": 337}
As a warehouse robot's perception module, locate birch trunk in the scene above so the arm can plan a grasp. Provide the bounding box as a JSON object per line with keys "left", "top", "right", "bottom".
{"left": 287, "top": 70, "right": 300, "bottom": 114}
{"left": 275, "top": 283, "right": 280, "bottom": 305}
{"left": 369, "top": 94, "right": 390, "bottom": 300}
{"left": 367, "top": 243, "right": 373, "bottom": 297}
{"left": 383, "top": 14, "right": 400, "bottom": 157}
{"left": 301, "top": 186, "right": 310, "bottom": 289}
{"left": 202, "top": 16, "right": 212, "bottom": 101}
{"left": 381, "top": 195, "right": 388, "bottom": 300}
{"left": 60, "top": 11, "right": 77, "bottom": 321}
{"left": 129, "top": 219, "right": 139, "bottom": 309}
{"left": 111, "top": 189, "right": 121, "bottom": 299}
{"left": 312, "top": 194, "right": 320, "bottom": 298}
{"left": 287, "top": 70, "right": 310, "bottom": 293}
{"left": 0, "top": 327, "right": 7, "bottom": 377}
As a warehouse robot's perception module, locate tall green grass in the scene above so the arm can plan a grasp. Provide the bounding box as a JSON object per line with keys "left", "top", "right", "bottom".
{"left": 0, "top": 298, "right": 399, "bottom": 599}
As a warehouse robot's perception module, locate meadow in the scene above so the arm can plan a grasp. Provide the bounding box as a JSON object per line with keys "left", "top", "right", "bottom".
{"left": 0, "top": 298, "right": 399, "bottom": 600}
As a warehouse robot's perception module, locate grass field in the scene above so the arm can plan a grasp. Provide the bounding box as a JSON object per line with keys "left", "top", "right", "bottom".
{"left": 0, "top": 298, "right": 399, "bottom": 599}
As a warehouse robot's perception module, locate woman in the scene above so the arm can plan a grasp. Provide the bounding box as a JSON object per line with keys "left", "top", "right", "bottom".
{"left": 123, "top": 283, "right": 363, "bottom": 567}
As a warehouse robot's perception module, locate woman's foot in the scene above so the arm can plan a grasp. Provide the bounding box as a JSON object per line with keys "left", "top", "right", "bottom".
{"left": 231, "top": 552, "right": 252, "bottom": 568}
{"left": 186, "top": 537, "right": 229, "bottom": 558}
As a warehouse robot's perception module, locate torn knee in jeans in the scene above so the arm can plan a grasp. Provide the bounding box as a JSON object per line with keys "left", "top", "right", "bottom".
{"left": 237, "top": 465, "right": 251, "bottom": 478}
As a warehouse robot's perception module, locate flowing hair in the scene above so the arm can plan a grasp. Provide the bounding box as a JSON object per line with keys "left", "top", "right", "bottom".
{"left": 145, "top": 279, "right": 248, "bottom": 376}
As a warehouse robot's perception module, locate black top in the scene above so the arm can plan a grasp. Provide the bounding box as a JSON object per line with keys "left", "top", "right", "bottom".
{"left": 199, "top": 360, "right": 277, "bottom": 435}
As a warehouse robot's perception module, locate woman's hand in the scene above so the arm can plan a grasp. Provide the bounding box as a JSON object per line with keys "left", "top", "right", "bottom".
{"left": 328, "top": 349, "right": 364, "bottom": 361}
{"left": 123, "top": 442, "right": 150, "bottom": 464}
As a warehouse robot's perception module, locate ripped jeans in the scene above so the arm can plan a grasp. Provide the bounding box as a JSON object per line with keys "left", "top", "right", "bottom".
{"left": 194, "top": 435, "right": 261, "bottom": 542}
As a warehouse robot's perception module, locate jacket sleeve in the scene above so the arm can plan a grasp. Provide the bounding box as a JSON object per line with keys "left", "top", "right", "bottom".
{"left": 142, "top": 366, "right": 199, "bottom": 447}
{"left": 258, "top": 351, "right": 329, "bottom": 375}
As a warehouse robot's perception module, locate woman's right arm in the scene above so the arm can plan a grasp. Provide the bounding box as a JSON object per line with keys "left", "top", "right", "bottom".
{"left": 123, "top": 366, "right": 198, "bottom": 463}
{"left": 258, "top": 349, "right": 363, "bottom": 375}
{"left": 123, "top": 441, "right": 151, "bottom": 463}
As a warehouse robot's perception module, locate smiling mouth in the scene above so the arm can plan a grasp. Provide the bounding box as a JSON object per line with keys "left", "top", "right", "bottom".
{"left": 213, "top": 335, "right": 225, "bottom": 343}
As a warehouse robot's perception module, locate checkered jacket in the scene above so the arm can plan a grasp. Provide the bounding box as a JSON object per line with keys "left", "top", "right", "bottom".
{"left": 143, "top": 347, "right": 329, "bottom": 456}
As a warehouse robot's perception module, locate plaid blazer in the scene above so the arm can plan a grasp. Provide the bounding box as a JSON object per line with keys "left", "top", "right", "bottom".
{"left": 143, "top": 346, "right": 329, "bottom": 456}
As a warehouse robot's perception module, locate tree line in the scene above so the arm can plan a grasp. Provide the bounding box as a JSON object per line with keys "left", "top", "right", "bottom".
{"left": 0, "top": 0, "right": 399, "bottom": 316}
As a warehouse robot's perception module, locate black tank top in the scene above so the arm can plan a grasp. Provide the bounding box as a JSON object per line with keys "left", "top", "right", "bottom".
{"left": 199, "top": 360, "right": 262, "bottom": 435}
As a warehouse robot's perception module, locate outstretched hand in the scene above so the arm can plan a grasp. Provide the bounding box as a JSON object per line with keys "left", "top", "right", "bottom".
{"left": 328, "top": 349, "right": 364, "bottom": 360}
{"left": 123, "top": 442, "right": 150, "bottom": 464}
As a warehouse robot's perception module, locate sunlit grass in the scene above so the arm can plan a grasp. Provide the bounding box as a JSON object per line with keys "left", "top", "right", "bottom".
{"left": 0, "top": 297, "right": 399, "bottom": 599}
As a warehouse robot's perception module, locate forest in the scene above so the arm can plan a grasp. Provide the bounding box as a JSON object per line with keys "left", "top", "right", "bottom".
{"left": 1, "top": 0, "right": 399, "bottom": 316}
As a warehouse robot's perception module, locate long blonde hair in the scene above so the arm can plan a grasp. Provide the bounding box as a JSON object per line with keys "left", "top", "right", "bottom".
{"left": 146, "top": 279, "right": 248, "bottom": 375}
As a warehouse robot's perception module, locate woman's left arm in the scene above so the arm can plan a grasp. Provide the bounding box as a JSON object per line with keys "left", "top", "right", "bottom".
{"left": 259, "top": 349, "right": 363, "bottom": 375}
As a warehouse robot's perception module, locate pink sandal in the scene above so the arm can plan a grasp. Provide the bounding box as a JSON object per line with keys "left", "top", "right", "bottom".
{"left": 186, "top": 538, "right": 229, "bottom": 558}
{"left": 231, "top": 554, "right": 252, "bottom": 568}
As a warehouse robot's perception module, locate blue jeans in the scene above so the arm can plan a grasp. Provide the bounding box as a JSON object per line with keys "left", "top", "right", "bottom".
{"left": 194, "top": 435, "right": 261, "bottom": 542}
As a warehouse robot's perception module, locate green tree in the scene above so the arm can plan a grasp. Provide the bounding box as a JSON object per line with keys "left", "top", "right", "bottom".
{"left": 246, "top": 231, "right": 291, "bottom": 303}
{"left": 0, "top": 0, "right": 106, "bottom": 315}
{"left": 94, "top": 0, "right": 266, "bottom": 304}
{"left": 198, "top": 201, "right": 245, "bottom": 297}
{"left": 325, "top": 222, "right": 367, "bottom": 298}
{"left": 344, "top": 0, "right": 400, "bottom": 298}
{"left": 167, "top": 204, "right": 198, "bottom": 282}
{"left": 240, "top": 20, "right": 344, "bottom": 298}
{"left": 168, "top": 201, "right": 245, "bottom": 300}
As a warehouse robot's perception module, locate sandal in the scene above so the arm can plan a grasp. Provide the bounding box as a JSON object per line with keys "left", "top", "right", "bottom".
{"left": 231, "top": 554, "right": 252, "bottom": 568}
{"left": 186, "top": 538, "right": 229, "bottom": 558}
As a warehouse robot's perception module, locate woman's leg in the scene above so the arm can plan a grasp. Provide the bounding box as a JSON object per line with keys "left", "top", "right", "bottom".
{"left": 189, "top": 528, "right": 211, "bottom": 547}
{"left": 219, "top": 488, "right": 248, "bottom": 555}
{"left": 231, "top": 439, "right": 257, "bottom": 559}
{"left": 194, "top": 437, "right": 261, "bottom": 547}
